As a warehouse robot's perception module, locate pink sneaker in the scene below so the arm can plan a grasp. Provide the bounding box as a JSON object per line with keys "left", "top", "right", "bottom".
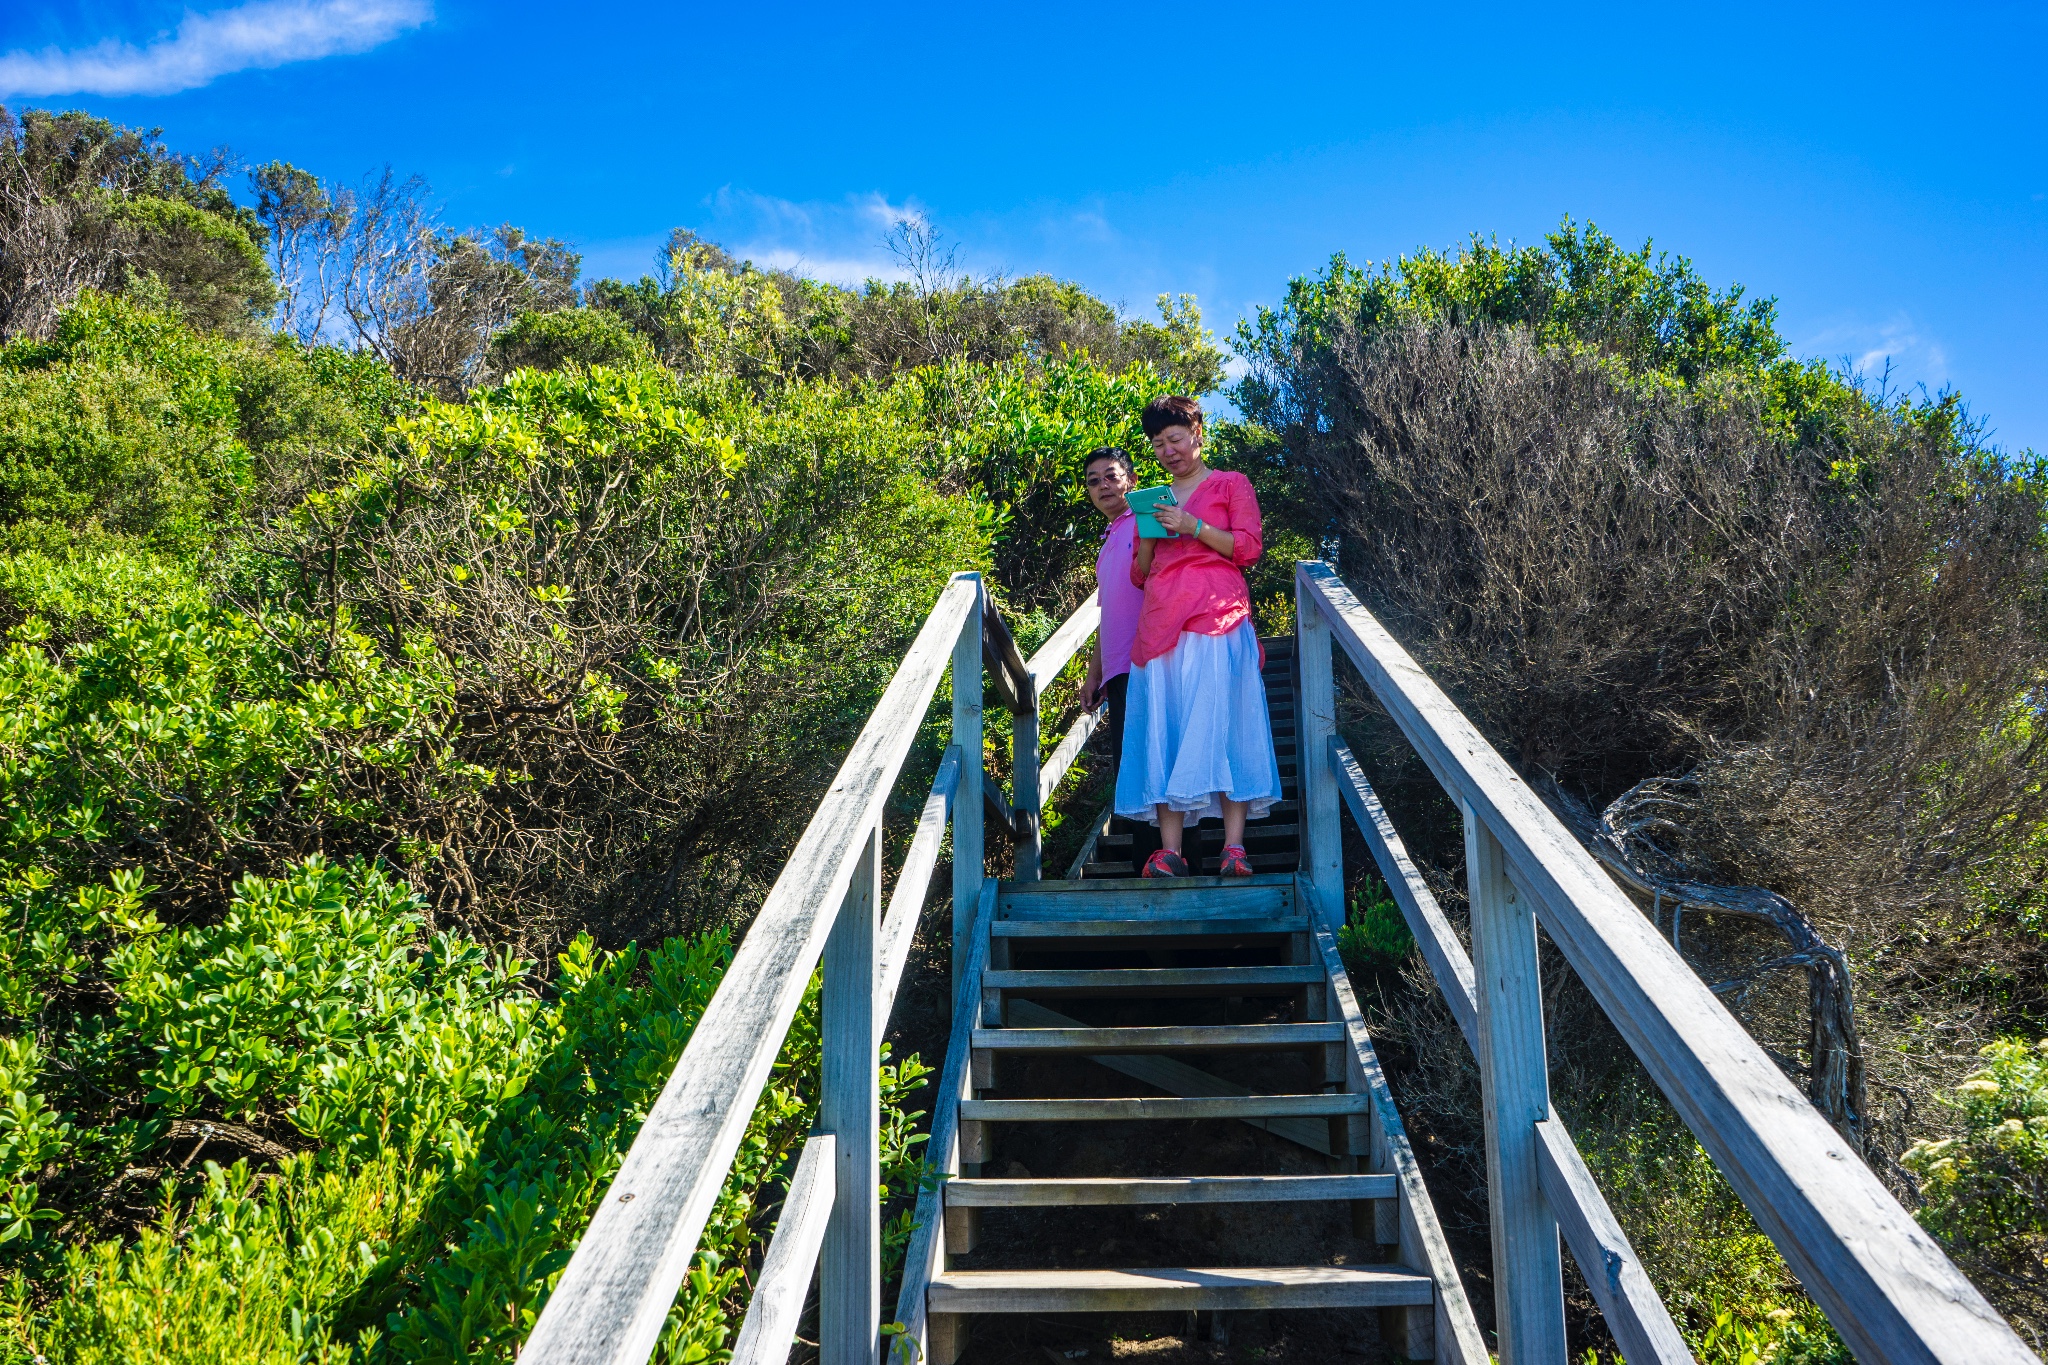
{"left": 1217, "top": 844, "right": 1254, "bottom": 877}
{"left": 1142, "top": 848, "right": 1191, "bottom": 878}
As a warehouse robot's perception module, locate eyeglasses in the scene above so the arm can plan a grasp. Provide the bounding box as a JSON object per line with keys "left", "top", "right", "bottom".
{"left": 1083, "top": 473, "right": 1129, "bottom": 489}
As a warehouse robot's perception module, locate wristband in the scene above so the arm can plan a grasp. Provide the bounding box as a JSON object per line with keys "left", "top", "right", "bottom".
{"left": 1191, "top": 518, "right": 1205, "bottom": 538}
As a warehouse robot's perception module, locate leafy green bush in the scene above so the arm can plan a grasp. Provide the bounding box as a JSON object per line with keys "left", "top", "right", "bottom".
{"left": 1903, "top": 1037, "right": 2048, "bottom": 1333}
{"left": 106, "top": 197, "right": 278, "bottom": 335}
{"left": 1567, "top": 1083, "right": 1849, "bottom": 1363}
{"left": 911, "top": 351, "right": 1169, "bottom": 606}
{"left": 1336, "top": 877, "right": 1412, "bottom": 970}
{"left": 0, "top": 293, "right": 397, "bottom": 553}
{"left": 1, "top": 855, "right": 930, "bottom": 1365}
{"left": 486, "top": 307, "right": 653, "bottom": 376}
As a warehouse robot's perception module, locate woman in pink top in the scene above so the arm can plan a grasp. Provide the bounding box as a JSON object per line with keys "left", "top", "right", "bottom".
{"left": 1114, "top": 396, "right": 1281, "bottom": 877}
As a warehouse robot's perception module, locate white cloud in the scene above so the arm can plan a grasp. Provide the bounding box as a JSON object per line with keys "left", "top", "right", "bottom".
{"left": 0, "top": 0, "right": 430, "bottom": 98}
{"left": 695, "top": 188, "right": 937, "bottom": 286}
{"left": 1799, "top": 313, "right": 1950, "bottom": 390}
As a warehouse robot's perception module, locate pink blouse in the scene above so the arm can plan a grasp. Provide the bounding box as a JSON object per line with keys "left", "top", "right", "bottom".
{"left": 1127, "top": 470, "right": 1264, "bottom": 667}
{"left": 1094, "top": 510, "right": 1143, "bottom": 680}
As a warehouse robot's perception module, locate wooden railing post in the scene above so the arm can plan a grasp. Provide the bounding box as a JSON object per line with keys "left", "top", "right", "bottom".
{"left": 1012, "top": 685, "right": 1040, "bottom": 882}
{"left": 951, "top": 577, "right": 984, "bottom": 1007}
{"left": 821, "top": 824, "right": 881, "bottom": 1364}
{"left": 1296, "top": 565, "right": 1342, "bottom": 928}
{"left": 1464, "top": 803, "right": 1565, "bottom": 1363}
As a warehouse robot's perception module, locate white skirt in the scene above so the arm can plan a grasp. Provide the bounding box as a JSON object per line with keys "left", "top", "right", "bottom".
{"left": 1114, "top": 621, "right": 1282, "bottom": 826}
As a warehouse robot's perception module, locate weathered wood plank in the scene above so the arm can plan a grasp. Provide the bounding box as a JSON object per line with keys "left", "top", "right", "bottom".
{"left": 1013, "top": 700, "right": 1041, "bottom": 880}
{"left": 998, "top": 883, "right": 1294, "bottom": 921}
{"left": 1536, "top": 1120, "right": 1698, "bottom": 1365}
{"left": 1336, "top": 744, "right": 1691, "bottom": 1360}
{"left": 984, "top": 966, "right": 1321, "bottom": 996}
{"left": 1298, "top": 561, "right": 2033, "bottom": 1364}
{"left": 1003, "top": 999, "right": 1336, "bottom": 1154}
{"left": 990, "top": 915, "right": 1308, "bottom": 940}
{"left": 728, "top": 1135, "right": 835, "bottom": 1365}
{"left": 892, "top": 879, "right": 998, "bottom": 1365}
{"left": 1295, "top": 566, "right": 1344, "bottom": 928}
{"left": 522, "top": 575, "right": 978, "bottom": 1365}
{"left": 951, "top": 588, "right": 984, "bottom": 1009}
{"left": 1304, "top": 877, "right": 1491, "bottom": 1365}
{"left": 1063, "top": 800, "right": 1113, "bottom": 881}
{"left": 928, "top": 1266, "right": 1433, "bottom": 1314}
{"left": 959, "top": 1095, "right": 1368, "bottom": 1121}
{"left": 1036, "top": 703, "right": 1101, "bottom": 813}
{"left": 945, "top": 1174, "right": 1395, "bottom": 1206}
{"left": 981, "top": 771, "right": 1015, "bottom": 839}
{"left": 877, "top": 746, "right": 958, "bottom": 1032}
{"left": 1465, "top": 808, "right": 1566, "bottom": 1363}
{"left": 1024, "top": 590, "right": 1101, "bottom": 695}
{"left": 820, "top": 826, "right": 880, "bottom": 1365}
{"left": 970, "top": 1023, "right": 1344, "bottom": 1053}
{"left": 1331, "top": 739, "right": 1479, "bottom": 1047}
{"left": 999, "top": 871, "right": 1297, "bottom": 893}
{"left": 981, "top": 598, "right": 1034, "bottom": 716}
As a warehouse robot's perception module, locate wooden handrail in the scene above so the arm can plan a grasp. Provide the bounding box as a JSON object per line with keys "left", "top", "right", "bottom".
{"left": 522, "top": 576, "right": 980, "bottom": 1365}
{"left": 729, "top": 1136, "right": 836, "bottom": 1365}
{"left": 893, "top": 879, "right": 999, "bottom": 1362}
{"left": 1024, "top": 590, "right": 1101, "bottom": 694}
{"left": 1302, "top": 891, "right": 1490, "bottom": 1364}
{"left": 525, "top": 569, "right": 1101, "bottom": 1365}
{"left": 980, "top": 600, "right": 1034, "bottom": 716}
{"left": 1331, "top": 739, "right": 1694, "bottom": 1364}
{"left": 1036, "top": 704, "right": 1102, "bottom": 812}
{"left": 876, "top": 746, "right": 959, "bottom": 1029}
{"left": 1296, "top": 561, "right": 2032, "bottom": 1365}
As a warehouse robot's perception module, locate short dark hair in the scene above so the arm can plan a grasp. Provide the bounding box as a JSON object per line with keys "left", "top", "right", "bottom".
{"left": 1141, "top": 394, "right": 1204, "bottom": 438}
{"left": 1084, "top": 445, "right": 1134, "bottom": 477}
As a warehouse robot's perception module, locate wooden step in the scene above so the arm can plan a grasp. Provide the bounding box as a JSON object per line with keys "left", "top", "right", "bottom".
{"left": 1006, "top": 873, "right": 1296, "bottom": 893}
{"left": 1097, "top": 824, "right": 1300, "bottom": 848}
{"left": 971, "top": 1023, "right": 1342, "bottom": 1054}
{"left": 928, "top": 1265, "right": 1433, "bottom": 1313}
{"left": 991, "top": 916, "right": 1308, "bottom": 941}
{"left": 983, "top": 965, "right": 1321, "bottom": 996}
{"left": 944, "top": 1173, "right": 1395, "bottom": 1206}
{"left": 959, "top": 1094, "right": 1367, "bottom": 1121}
{"left": 1085, "top": 852, "right": 1296, "bottom": 878}
{"left": 1000, "top": 881, "right": 1293, "bottom": 921}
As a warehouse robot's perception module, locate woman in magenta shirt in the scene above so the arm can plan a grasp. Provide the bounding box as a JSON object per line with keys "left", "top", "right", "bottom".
{"left": 1114, "top": 396, "right": 1281, "bottom": 877}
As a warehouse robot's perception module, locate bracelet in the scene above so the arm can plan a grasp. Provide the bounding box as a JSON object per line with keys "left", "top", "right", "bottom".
{"left": 1191, "top": 518, "right": 1205, "bottom": 538}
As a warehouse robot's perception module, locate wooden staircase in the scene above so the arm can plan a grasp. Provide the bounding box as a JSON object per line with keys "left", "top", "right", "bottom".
{"left": 525, "top": 568, "right": 2037, "bottom": 1365}
{"left": 1082, "top": 637, "right": 1303, "bottom": 878}
{"left": 916, "top": 872, "right": 1463, "bottom": 1362}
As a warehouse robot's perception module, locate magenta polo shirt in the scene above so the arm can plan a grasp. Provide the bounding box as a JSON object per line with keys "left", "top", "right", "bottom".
{"left": 1095, "top": 509, "right": 1143, "bottom": 680}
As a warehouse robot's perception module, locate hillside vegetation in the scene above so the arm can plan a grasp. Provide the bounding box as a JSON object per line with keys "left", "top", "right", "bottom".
{"left": 1, "top": 104, "right": 2042, "bottom": 1364}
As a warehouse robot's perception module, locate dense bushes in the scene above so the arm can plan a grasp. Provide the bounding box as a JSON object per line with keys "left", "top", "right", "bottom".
{"left": 0, "top": 292, "right": 395, "bottom": 553}
{"left": 1240, "top": 224, "right": 2048, "bottom": 1347}
{"left": 0, "top": 131, "right": 1166, "bottom": 1354}
{"left": 0, "top": 855, "right": 920, "bottom": 1364}
{"left": 1905, "top": 1038, "right": 2048, "bottom": 1332}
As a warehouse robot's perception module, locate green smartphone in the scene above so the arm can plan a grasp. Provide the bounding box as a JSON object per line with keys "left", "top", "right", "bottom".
{"left": 1126, "top": 485, "right": 1178, "bottom": 539}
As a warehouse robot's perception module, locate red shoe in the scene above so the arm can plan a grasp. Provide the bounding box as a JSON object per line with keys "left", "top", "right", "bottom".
{"left": 1142, "top": 848, "right": 1190, "bottom": 879}
{"left": 1218, "top": 844, "right": 1253, "bottom": 877}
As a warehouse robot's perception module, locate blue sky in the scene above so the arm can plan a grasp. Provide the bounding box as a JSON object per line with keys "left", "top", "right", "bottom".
{"left": 4, "top": 2, "right": 2044, "bottom": 450}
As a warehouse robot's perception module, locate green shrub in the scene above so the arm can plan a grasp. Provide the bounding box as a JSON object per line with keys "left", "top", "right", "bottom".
{"left": 107, "top": 197, "right": 278, "bottom": 336}
{"left": 0, "top": 855, "right": 930, "bottom": 1365}
{"left": 487, "top": 308, "right": 653, "bottom": 375}
{"left": 0, "top": 294, "right": 397, "bottom": 553}
{"left": 1903, "top": 1036, "right": 2048, "bottom": 1332}
{"left": 1336, "top": 877, "right": 1412, "bottom": 969}
{"left": 1568, "top": 1082, "right": 1849, "bottom": 1362}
